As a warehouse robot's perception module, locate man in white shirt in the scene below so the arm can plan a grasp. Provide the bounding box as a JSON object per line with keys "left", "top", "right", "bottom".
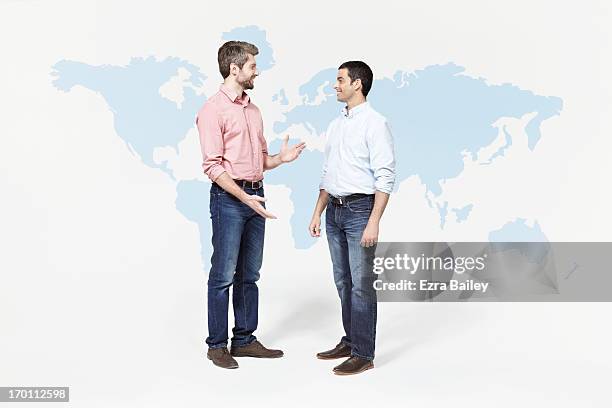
{"left": 309, "top": 61, "right": 396, "bottom": 375}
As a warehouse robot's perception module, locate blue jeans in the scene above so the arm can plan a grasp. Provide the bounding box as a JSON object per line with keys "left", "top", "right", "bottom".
{"left": 325, "top": 195, "right": 377, "bottom": 360}
{"left": 206, "top": 182, "right": 265, "bottom": 349}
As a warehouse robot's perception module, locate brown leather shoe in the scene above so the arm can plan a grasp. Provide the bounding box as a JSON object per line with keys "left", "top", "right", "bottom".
{"left": 333, "top": 356, "right": 374, "bottom": 375}
{"left": 316, "top": 342, "right": 352, "bottom": 360}
{"left": 230, "top": 340, "right": 284, "bottom": 358}
{"left": 207, "top": 347, "right": 239, "bottom": 369}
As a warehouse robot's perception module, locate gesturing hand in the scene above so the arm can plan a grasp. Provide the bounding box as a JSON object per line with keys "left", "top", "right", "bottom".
{"left": 242, "top": 194, "right": 277, "bottom": 219}
{"left": 279, "top": 134, "right": 306, "bottom": 163}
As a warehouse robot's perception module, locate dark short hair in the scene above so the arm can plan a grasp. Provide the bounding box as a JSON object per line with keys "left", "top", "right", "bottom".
{"left": 338, "top": 61, "right": 373, "bottom": 97}
{"left": 218, "top": 41, "right": 259, "bottom": 79}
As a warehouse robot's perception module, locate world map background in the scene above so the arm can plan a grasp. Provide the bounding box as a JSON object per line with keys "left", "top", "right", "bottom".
{"left": 51, "top": 25, "right": 560, "bottom": 269}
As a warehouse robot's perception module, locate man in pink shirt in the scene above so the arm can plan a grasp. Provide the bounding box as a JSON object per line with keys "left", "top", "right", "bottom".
{"left": 196, "top": 41, "right": 305, "bottom": 369}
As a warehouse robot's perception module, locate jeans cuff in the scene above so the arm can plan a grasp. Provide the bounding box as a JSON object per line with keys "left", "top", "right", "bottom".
{"left": 351, "top": 351, "right": 374, "bottom": 361}
{"left": 231, "top": 336, "right": 257, "bottom": 348}
{"left": 207, "top": 342, "right": 228, "bottom": 350}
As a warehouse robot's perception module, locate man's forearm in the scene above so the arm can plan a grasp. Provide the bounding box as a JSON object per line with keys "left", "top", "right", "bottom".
{"left": 213, "top": 172, "right": 249, "bottom": 201}
{"left": 263, "top": 153, "right": 283, "bottom": 171}
{"left": 368, "top": 191, "right": 390, "bottom": 224}
{"left": 312, "top": 189, "right": 329, "bottom": 218}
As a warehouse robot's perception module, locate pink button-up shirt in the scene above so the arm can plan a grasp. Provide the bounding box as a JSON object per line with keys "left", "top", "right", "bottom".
{"left": 196, "top": 85, "right": 268, "bottom": 182}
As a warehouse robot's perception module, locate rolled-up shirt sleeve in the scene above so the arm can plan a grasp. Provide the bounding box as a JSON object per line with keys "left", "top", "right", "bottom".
{"left": 367, "top": 120, "right": 396, "bottom": 194}
{"left": 319, "top": 155, "right": 328, "bottom": 190}
{"left": 319, "top": 124, "right": 332, "bottom": 190}
{"left": 196, "top": 103, "right": 226, "bottom": 182}
{"left": 259, "top": 116, "right": 268, "bottom": 155}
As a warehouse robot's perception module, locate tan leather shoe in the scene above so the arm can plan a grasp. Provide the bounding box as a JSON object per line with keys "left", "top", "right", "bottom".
{"left": 230, "top": 340, "right": 284, "bottom": 358}
{"left": 333, "top": 356, "right": 374, "bottom": 375}
{"left": 316, "top": 342, "right": 352, "bottom": 360}
{"left": 207, "top": 347, "right": 239, "bottom": 369}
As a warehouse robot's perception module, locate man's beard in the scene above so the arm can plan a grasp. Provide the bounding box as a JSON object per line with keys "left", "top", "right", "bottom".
{"left": 239, "top": 76, "right": 255, "bottom": 90}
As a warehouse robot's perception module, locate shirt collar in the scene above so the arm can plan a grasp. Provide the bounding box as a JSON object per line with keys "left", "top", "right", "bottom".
{"left": 220, "top": 84, "right": 250, "bottom": 106}
{"left": 341, "top": 101, "right": 369, "bottom": 118}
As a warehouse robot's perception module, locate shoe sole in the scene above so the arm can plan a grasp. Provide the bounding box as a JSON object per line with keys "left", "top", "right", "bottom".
{"left": 333, "top": 364, "right": 374, "bottom": 376}
{"left": 207, "top": 354, "right": 239, "bottom": 369}
{"left": 316, "top": 353, "right": 352, "bottom": 360}
{"left": 230, "top": 352, "right": 284, "bottom": 359}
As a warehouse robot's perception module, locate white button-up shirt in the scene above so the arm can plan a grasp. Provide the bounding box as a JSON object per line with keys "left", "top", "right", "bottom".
{"left": 320, "top": 101, "right": 396, "bottom": 197}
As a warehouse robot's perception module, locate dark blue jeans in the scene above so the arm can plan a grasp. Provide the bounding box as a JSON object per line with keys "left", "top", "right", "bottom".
{"left": 206, "top": 182, "right": 265, "bottom": 349}
{"left": 325, "top": 195, "right": 377, "bottom": 360}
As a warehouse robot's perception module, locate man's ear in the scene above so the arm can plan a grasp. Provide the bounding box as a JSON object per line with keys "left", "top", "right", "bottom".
{"left": 353, "top": 78, "right": 362, "bottom": 91}
{"left": 229, "top": 62, "right": 238, "bottom": 76}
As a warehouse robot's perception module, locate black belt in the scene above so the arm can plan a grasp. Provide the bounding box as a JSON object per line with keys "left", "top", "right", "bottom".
{"left": 233, "top": 179, "right": 263, "bottom": 189}
{"left": 330, "top": 193, "right": 373, "bottom": 206}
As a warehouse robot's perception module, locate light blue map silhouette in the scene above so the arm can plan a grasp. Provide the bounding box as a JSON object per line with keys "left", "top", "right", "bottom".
{"left": 488, "top": 218, "right": 550, "bottom": 264}
{"left": 51, "top": 25, "right": 558, "bottom": 271}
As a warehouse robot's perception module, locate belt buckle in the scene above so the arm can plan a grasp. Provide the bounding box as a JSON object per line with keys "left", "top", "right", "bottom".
{"left": 248, "top": 180, "right": 261, "bottom": 189}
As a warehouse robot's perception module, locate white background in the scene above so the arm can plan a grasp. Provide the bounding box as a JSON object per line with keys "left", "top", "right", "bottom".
{"left": 1, "top": 0, "right": 611, "bottom": 406}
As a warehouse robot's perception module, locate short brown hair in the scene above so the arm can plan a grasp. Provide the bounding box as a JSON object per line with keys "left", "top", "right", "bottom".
{"left": 217, "top": 41, "right": 259, "bottom": 79}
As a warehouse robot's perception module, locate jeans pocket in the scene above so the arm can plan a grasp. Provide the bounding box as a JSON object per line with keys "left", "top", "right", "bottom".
{"left": 210, "top": 183, "right": 226, "bottom": 196}
{"left": 346, "top": 197, "right": 373, "bottom": 214}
